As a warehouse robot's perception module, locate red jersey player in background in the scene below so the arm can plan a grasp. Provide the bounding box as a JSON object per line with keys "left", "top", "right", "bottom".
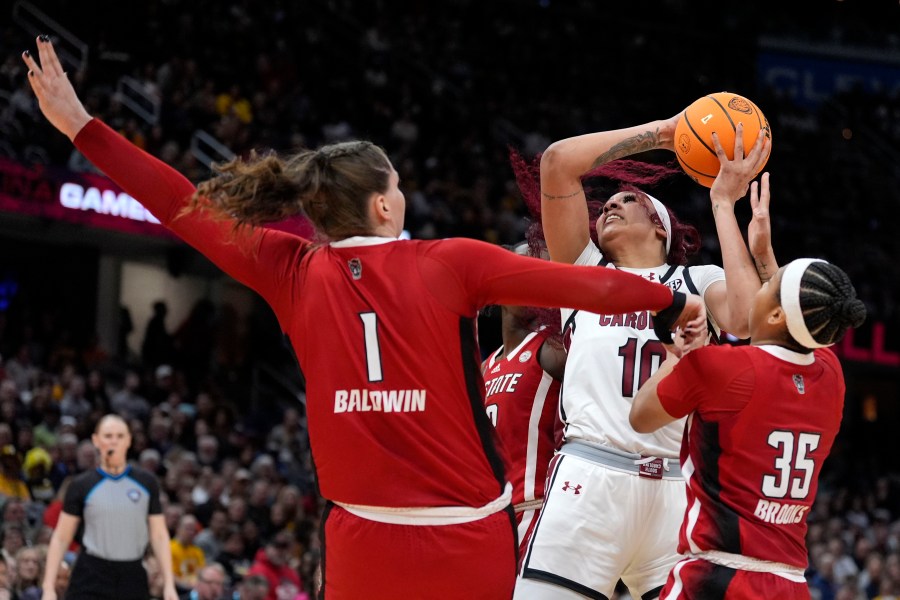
{"left": 23, "top": 38, "right": 706, "bottom": 599}
{"left": 631, "top": 258, "right": 866, "bottom": 600}
{"left": 482, "top": 243, "right": 566, "bottom": 564}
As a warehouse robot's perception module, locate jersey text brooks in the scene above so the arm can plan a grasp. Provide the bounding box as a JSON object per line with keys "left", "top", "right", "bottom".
{"left": 334, "top": 389, "right": 427, "bottom": 413}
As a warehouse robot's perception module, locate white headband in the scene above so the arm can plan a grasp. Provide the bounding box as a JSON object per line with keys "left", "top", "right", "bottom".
{"left": 780, "top": 258, "right": 831, "bottom": 349}
{"left": 646, "top": 194, "right": 672, "bottom": 254}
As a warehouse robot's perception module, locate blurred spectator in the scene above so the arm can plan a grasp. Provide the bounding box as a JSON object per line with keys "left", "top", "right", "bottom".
{"left": 12, "top": 545, "right": 43, "bottom": 600}
{"left": 216, "top": 527, "right": 250, "bottom": 586}
{"left": 22, "top": 447, "right": 54, "bottom": 503}
{"left": 246, "top": 531, "right": 301, "bottom": 600}
{"left": 111, "top": 370, "right": 151, "bottom": 422}
{"left": 0, "top": 446, "right": 29, "bottom": 500}
{"left": 32, "top": 402, "right": 61, "bottom": 449}
{"left": 75, "top": 439, "right": 98, "bottom": 472}
{"left": 195, "top": 508, "right": 229, "bottom": 562}
{"left": 5, "top": 347, "right": 38, "bottom": 392}
{"left": 234, "top": 574, "right": 269, "bottom": 600}
{"left": 0, "top": 525, "right": 25, "bottom": 565}
{"left": 171, "top": 514, "right": 205, "bottom": 588}
{"left": 48, "top": 433, "right": 78, "bottom": 489}
{"left": 179, "top": 562, "right": 227, "bottom": 600}
{"left": 59, "top": 376, "right": 91, "bottom": 422}
{"left": 196, "top": 435, "right": 221, "bottom": 471}
{"left": 139, "top": 448, "right": 163, "bottom": 475}
{"left": 0, "top": 554, "right": 10, "bottom": 600}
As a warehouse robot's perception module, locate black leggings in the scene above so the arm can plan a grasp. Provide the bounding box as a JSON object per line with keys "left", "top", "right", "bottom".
{"left": 66, "top": 553, "right": 149, "bottom": 600}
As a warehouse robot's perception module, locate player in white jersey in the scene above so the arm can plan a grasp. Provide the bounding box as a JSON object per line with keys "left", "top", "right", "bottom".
{"left": 513, "top": 113, "right": 775, "bottom": 599}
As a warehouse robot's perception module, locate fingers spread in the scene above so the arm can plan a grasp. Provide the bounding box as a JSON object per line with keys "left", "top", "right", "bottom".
{"left": 758, "top": 172, "right": 771, "bottom": 208}
{"left": 36, "top": 35, "right": 64, "bottom": 77}
{"left": 711, "top": 132, "right": 728, "bottom": 158}
{"left": 733, "top": 122, "right": 745, "bottom": 159}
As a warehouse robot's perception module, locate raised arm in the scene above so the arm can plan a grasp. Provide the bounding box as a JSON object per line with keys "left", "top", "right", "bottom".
{"left": 747, "top": 174, "right": 778, "bottom": 282}
{"left": 702, "top": 126, "right": 773, "bottom": 338}
{"left": 422, "top": 239, "right": 705, "bottom": 335}
{"left": 22, "top": 37, "right": 302, "bottom": 309}
{"left": 539, "top": 116, "right": 679, "bottom": 264}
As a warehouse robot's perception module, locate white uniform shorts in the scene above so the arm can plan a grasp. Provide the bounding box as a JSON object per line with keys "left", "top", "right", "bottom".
{"left": 515, "top": 451, "right": 687, "bottom": 600}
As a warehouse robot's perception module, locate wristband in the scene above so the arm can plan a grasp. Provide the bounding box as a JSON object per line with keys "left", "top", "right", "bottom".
{"left": 652, "top": 291, "right": 687, "bottom": 344}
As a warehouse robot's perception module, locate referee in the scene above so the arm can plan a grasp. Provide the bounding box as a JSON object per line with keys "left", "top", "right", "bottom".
{"left": 41, "top": 414, "right": 178, "bottom": 600}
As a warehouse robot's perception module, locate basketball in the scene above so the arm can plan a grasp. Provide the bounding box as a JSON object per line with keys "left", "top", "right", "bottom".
{"left": 673, "top": 92, "right": 772, "bottom": 187}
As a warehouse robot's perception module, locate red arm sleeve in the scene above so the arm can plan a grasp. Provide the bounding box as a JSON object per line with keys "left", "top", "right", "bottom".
{"left": 658, "top": 346, "right": 755, "bottom": 420}
{"left": 73, "top": 119, "right": 307, "bottom": 312}
{"left": 418, "top": 237, "right": 674, "bottom": 316}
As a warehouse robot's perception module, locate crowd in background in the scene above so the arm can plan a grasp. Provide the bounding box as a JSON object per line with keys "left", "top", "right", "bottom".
{"left": 0, "top": 1, "right": 899, "bottom": 598}
{"left": 0, "top": 297, "right": 318, "bottom": 598}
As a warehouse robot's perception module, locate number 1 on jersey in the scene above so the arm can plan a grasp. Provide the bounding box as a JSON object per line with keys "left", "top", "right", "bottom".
{"left": 359, "top": 312, "right": 383, "bottom": 382}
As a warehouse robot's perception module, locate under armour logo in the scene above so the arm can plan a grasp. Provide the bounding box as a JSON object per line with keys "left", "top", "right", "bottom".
{"left": 561, "top": 481, "right": 582, "bottom": 494}
{"left": 645, "top": 273, "right": 656, "bottom": 281}
{"left": 348, "top": 258, "right": 362, "bottom": 280}
{"left": 792, "top": 374, "right": 805, "bottom": 395}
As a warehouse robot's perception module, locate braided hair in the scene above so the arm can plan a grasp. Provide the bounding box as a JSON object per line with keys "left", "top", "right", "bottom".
{"left": 788, "top": 261, "right": 867, "bottom": 347}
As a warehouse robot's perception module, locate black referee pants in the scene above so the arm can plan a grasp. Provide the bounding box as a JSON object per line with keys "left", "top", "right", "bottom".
{"left": 66, "top": 552, "right": 149, "bottom": 600}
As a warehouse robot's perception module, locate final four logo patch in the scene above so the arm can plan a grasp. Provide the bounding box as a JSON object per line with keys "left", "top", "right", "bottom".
{"left": 127, "top": 489, "right": 142, "bottom": 503}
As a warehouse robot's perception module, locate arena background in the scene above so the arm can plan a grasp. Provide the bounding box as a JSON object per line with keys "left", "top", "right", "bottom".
{"left": 0, "top": 1, "right": 898, "bottom": 598}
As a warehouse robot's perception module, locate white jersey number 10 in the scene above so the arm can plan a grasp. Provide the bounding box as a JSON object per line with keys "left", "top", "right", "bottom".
{"left": 617, "top": 338, "right": 666, "bottom": 398}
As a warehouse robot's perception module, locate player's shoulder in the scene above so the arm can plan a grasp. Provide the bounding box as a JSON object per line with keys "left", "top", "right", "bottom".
{"left": 683, "top": 263, "right": 725, "bottom": 285}
{"left": 681, "top": 343, "right": 747, "bottom": 370}
{"left": 813, "top": 347, "right": 844, "bottom": 377}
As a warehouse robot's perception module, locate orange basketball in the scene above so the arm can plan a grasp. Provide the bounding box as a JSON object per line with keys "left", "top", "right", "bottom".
{"left": 673, "top": 92, "right": 772, "bottom": 187}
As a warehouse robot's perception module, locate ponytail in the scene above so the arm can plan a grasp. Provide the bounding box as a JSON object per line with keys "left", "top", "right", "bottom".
{"left": 192, "top": 141, "right": 392, "bottom": 239}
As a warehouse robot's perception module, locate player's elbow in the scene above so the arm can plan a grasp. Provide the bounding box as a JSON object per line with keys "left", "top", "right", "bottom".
{"left": 540, "top": 141, "right": 575, "bottom": 178}
{"left": 722, "top": 313, "right": 751, "bottom": 340}
{"left": 629, "top": 404, "right": 653, "bottom": 434}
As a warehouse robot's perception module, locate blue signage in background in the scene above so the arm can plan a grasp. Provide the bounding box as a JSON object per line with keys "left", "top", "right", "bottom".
{"left": 758, "top": 50, "right": 900, "bottom": 108}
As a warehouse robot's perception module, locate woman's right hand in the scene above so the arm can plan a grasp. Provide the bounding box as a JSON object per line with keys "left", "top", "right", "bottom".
{"left": 21, "top": 36, "right": 92, "bottom": 140}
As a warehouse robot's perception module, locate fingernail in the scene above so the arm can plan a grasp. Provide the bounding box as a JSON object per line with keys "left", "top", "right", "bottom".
{"left": 28, "top": 70, "right": 33, "bottom": 77}
{"left": 22, "top": 50, "right": 29, "bottom": 57}
{"left": 39, "top": 34, "right": 50, "bottom": 42}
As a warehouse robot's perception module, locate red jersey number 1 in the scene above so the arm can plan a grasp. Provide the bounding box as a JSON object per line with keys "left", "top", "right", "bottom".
{"left": 359, "top": 312, "right": 383, "bottom": 382}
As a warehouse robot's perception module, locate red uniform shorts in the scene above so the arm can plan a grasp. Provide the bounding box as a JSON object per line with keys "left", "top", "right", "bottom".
{"left": 660, "top": 557, "right": 809, "bottom": 600}
{"left": 320, "top": 503, "right": 518, "bottom": 599}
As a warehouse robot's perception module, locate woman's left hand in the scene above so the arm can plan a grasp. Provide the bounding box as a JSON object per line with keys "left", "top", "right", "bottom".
{"left": 709, "top": 123, "right": 771, "bottom": 208}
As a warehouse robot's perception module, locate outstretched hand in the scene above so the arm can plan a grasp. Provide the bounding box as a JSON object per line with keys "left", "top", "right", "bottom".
{"left": 21, "top": 35, "right": 92, "bottom": 140}
{"left": 709, "top": 123, "right": 771, "bottom": 207}
{"left": 747, "top": 172, "right": 773, "bottom": 259}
